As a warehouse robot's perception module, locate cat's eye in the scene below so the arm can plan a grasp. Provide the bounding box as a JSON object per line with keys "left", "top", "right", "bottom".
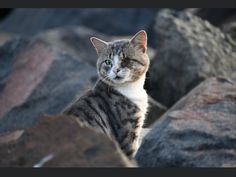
{"left": 104, "top": 59, "right": 113, "bottom": 67}
{"left": 124, "top": 57, "right": 144, "bottom": 66}
{"left": 121, "top": 58, "right": 130, "bottom": 67}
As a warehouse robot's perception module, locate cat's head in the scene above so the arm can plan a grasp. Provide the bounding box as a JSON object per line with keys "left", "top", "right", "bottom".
{"left": 90, "top": 30, "right": 150, "bottom": 86}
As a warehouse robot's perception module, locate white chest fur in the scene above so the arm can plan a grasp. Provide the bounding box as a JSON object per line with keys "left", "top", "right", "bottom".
{"left": 115, "top": 75, "right": 148, "bottom": 150}
{"left": 115, "top": 75, "right": 148, "bottom": 117}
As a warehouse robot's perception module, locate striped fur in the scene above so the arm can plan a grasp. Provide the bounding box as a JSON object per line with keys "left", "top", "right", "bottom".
{"left": 63, "top": 80, "right": 143, "bottom": 158}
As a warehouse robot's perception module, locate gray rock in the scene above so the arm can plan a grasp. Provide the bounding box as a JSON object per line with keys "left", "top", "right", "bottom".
{"left": 0, "top": 37, "right": 97, "bottom": 133}
{"left": 149, "top": 9, "right": 236, "bottom": 107}
{"left": 136, "top": 77, "right": 236, "bottom": 167}
{"left": 0, "top": 115, "right": 134, "bottom": 167}
{"left": 144, "top": 96, "right": 167, "bottom": 127}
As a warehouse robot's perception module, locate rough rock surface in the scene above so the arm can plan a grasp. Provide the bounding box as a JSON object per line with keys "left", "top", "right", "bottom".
{"left": 149, "top": 9, "right": 236, "bottom": 107}
{"left": 0, "top": 8, "right": 159, "bottom": 39}
{"left": 0, "top": 115, "right": 134, "bottom": 167}
{"left": 136, "top": 77, "right": 236, "bottom": 167}
{"left": 0, "top": 37, "right": 97, "bottom": 133}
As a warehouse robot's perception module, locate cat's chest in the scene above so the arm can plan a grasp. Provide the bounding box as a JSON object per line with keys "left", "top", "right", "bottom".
{"left": 115, "top": 86, "right": 148, "bottom": 115}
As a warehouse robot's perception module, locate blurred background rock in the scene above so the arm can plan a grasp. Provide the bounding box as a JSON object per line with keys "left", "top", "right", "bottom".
{"left": 0, "top": 8, "right": 235, "bottom": 167}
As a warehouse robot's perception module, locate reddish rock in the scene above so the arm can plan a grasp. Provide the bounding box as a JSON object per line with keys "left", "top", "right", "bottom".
{"left": 0, "top": 115, "right": 134, "bottom": 167}
{"left": 0, "top": 40, "right": 54, "bottom": 119}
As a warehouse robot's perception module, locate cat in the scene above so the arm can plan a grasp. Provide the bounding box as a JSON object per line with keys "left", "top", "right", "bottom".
{"left": 62, "top": 30, "right": 150, "bottom": 158}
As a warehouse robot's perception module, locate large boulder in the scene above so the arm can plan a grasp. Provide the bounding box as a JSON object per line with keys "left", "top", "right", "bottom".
{"left": 136, "top": 77, "right": 236, "bottom": 167}
{"left": 0, "top": 8, "right": 159, "bottom": 40}
{"left": 0, "top": 115, "right": 134, "bottom": 167}
{"left": 149, "top": 9, "right": 236, "bottom": 107}
{"left": 0, "top": 36, "right": 97, "bottom": 133}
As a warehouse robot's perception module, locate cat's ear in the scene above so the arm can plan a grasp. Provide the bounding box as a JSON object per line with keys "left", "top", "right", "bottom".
{"left": 90, "top": 37, "right": 108, "bottom": 55}
{"left": 130, "top": 30, "right": 147, "bottom": 53}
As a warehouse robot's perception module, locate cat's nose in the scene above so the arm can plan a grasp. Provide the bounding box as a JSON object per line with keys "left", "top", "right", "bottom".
{"left": 113, "top": 67, "right": 120, "bottom": 74}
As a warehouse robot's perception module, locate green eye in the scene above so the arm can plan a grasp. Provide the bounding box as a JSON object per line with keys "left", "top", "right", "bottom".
{"left": 104, "top": 59, "right": 113, "bottom": 66}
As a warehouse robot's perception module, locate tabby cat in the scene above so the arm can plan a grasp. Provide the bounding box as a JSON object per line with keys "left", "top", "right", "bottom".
{"left": 63, "top": 30, "right": 150, "bottom": 158}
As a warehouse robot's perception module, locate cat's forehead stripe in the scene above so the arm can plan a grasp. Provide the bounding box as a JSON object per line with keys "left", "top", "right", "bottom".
{"left": 110, "top": 41, "right": 128, "bottom": 56}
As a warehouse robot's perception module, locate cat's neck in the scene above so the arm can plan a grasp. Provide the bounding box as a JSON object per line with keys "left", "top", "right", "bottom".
{"left": 116, "top": 75, "right": 145, "bottom": 90}
{"left": 114, "top": 74, "right": 148, "bottom": 116}
{"left": 115, "top": 74, "right": 147, "bottom": 99}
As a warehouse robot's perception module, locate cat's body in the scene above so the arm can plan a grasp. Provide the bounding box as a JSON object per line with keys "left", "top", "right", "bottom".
{"left": 63, "top": 30, "right": 149, "bottom": 158}
{"left": 63, "top": 79, "right": 148, "bottom": 157}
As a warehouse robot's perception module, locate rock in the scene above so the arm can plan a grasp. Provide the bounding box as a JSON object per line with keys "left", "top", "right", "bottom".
{"left": 136, "top": 77, "right": 236, "bottom": 167}
{"left": 0, "top": 8, "right": 159, "bottom": 41}
{"left": 0, "top": 115, "right": 134, "bottom": 167}
{"left": 144, "top": 96, "right": 167, "bottom": 127}
{"left": 0, "top": 37, "right": 97, "bottom": 133}
{"left": 149, "top": 9, "right": 236, "bottom": 107}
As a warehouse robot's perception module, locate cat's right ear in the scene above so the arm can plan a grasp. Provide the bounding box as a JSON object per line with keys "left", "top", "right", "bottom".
{"left": 130, "top": 30, "right": 147, "bottom": 53}
{"left": 90, "top": 37, "right": 108, "bottom": 55}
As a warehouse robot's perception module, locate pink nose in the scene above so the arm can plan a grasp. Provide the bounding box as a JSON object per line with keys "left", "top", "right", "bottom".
{"left": 113, "top": 67, "right": 120, "bottom": 74}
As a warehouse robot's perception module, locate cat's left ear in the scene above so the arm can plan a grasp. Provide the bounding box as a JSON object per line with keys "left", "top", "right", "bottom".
{"left": 130, "top": 30, "right": 147, "bottom": 53}
{"left": 90, "top": 37, "right": 108, "bottom": 55}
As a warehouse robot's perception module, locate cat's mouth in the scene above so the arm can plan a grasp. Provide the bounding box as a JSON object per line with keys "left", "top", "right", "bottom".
{"left": 114, "top": 76, "right": 123, "bottom": 80}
